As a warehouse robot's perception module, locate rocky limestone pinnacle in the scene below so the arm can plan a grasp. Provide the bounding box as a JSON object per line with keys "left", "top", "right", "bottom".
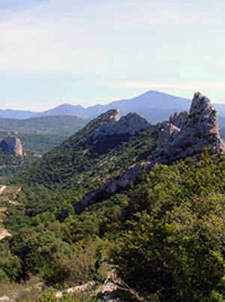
{"left": 74, "top": 92, "right": 225, "bottom": 213}
{"left": 150, "top": 92, "right": 225, "bottom": 164}
{"left": 0, "top": 135, "right": 23, "bottom": 157}
{"left": 102, "top": 109, "right": 120, "bottom": 122}
{"left": 94, "top": 109, "right": 149, "bottom": 138}
{"left": 93, "top": 109, "right": 120, "bottom": 138}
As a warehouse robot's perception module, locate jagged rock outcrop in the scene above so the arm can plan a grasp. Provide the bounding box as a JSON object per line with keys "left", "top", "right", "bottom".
{"left": 94, "top": 109, "right": 120, "bottom": 138}
{"left": 94, "top": 109, "right": 149, "bottom": 138}
{"left": 170, "top": 111, "right": 189, "bottom": 128}
{"left": 74, "top": 163, "right": 149, "bottom": 213}
{"left": 74, "top": 92, "right": 225, "bottom": 213}
{"left": 0, "top": 136, "right": 23, "bottom": 157}
{"left": 150, "top": 92, "right": 225, "bottom": 164}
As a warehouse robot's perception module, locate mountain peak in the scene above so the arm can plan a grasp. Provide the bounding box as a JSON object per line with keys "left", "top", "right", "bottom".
{"left": 150, "top": 92, "right": 225, "bottom": 164}
{"left": 74, "top": 92, "right": 225, "bottom": 213}
{"left": 56, "top": 103, "right": 84, "bottom": 109}
{"left": 93, "top": 109, "right": 149, "bottom": 138}
{"left": 99, "top": 109, "right": 120, "bottom": 122}
{"left": 190, "top": 92, "right": 212, "bottom": 115}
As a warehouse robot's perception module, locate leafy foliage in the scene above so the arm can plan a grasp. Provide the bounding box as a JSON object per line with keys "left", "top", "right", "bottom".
{"left": 116, "top": 152, "right": 225, "bottom": 301}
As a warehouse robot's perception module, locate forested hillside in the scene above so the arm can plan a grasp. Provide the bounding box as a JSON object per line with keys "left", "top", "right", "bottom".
{"left": 3, "top": 152, "right": 225, "bottom": 301}
{"left": 20, "top": 110, "right": 156, "bottom": 192}
{"left": 2, "top": 95, "right": 225, "bottom": 301}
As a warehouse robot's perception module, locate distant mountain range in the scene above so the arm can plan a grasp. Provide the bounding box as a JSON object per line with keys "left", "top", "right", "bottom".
{"left": 0, "top": 91, "right": 189, "bottom": 122}
{"left": 1, "top": 90, "right": 225, "bottom": 127}
{"left": 38, "top": 91, "right": 191, "bottom": 122}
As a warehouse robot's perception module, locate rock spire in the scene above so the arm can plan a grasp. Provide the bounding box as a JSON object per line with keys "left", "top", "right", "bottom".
{"left": 74, "top": 92, "right": 225, "bottom": 213}
{"left": 94, "top": 109, "right": 149, "bottom": 138}
{"left": 150, "top": 92, "right": 225, "bottom": 164}
{"left": 0, "top": 135, "right": 23, "bottom": 157}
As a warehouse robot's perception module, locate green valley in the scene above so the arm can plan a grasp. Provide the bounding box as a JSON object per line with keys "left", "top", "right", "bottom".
{"left": 0, "top": 116, "right": 87, "bottom": 136}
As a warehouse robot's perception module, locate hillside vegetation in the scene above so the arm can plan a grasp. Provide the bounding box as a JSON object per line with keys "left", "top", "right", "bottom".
{"left": 20, "top": 111, "right": 157, "bottom": 192}
{"left": 2, "top": 96, "right": 225, "bottom": 301}
{"left": 2, "top": 152, "right": 225, "bottom": 301}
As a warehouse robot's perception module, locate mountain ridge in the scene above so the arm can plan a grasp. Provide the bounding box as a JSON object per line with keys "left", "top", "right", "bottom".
{"left": 74, "top": 92, "right": 225, "bottom": 212}
{"left": 20, "top": 109, "right": 156, "bottom": 188}
{"left": 1, "top": 90, "right": 190, "bottom": 121}
{"left": 4, "top": 92, "right": 225, "bottom": 301}
{"left": 2, "top": 90, "right": 225, "bottom": 124}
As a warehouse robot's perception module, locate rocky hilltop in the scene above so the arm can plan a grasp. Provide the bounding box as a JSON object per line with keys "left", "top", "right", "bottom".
{"left": 0, "top": 135, "right": 23, "bottom": 157}
{"left": 93, "top": 109, "right": 149, "bottom": 138}
{"left": 150, "top": 92, "right": 225, "bottom": 164}
{"left": 75, "top": 92, "right": 225, "bottom": 212}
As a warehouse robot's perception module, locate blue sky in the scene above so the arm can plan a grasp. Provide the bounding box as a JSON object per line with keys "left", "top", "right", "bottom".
{"left": 0, "top": 0, "right": 225, "bottom": 110}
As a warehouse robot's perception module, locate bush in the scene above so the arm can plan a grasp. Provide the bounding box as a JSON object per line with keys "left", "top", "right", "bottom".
{"left": 115, "top": 154, "right": 225, "bottom": 301}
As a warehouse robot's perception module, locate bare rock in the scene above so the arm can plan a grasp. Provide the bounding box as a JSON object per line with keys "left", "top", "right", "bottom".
{"left": 0, "top": 136, "right": 23, "bottom": 157}
{"left": 0, "top": 229, "right": 12, "bottom": 241}
{"left": 94, "top": 109, "right": 120, "bottom": 138}
{"left": 0, "top": 296, "right": 10, "bottom": 301}
{"left": 55, "top": 281, "right": 96, "bottom": 298}
{"left": 150, "top": 92, "right": 225, "bottom": 164}
{"left": 96, "top": 283, "right": 121, "bottom": 302}
{"left": 94, "top": 110, "right": 149, "bottom": 138}
{"left": 74, "top": 164, "right": 146, "bottom": 213}
{"left": 75, "top": 92, "right": 225, "bottom": 213}
{"left": 169, "top": 111, "right": 188, "bottom": 128}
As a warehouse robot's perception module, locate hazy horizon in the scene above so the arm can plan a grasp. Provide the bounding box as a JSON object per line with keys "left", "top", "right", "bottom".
{"left": 0, "top": 89, "right": 192, "bottom": 112}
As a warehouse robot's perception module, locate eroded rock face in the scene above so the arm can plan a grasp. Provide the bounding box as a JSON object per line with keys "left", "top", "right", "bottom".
{"left": 75, "top": 92, "right": 225, "bottom": 213}
{"left": 0, "top": 136, "right": 23, "bottom": 157}
{"left": 74, "top": 163, "right": 148, "bottom": 213}
{"left": 94, "top": 109, "right": 120, "bottom": 138}
{"left": 150, "top": 92, "right": 225, "bottom": 164}
{"left": 169, "top": 111, "right": 188, "bottom": 128}
{"left": 110, "top": 112, "right": 150, "bottom": 136}
{"left": 94, "top": 109, "right": 149, "bottom": 138}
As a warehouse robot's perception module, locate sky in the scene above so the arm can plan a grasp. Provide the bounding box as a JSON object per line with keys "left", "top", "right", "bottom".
{"left": 0, "top": 0, "right": 225, "bottom": 111}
